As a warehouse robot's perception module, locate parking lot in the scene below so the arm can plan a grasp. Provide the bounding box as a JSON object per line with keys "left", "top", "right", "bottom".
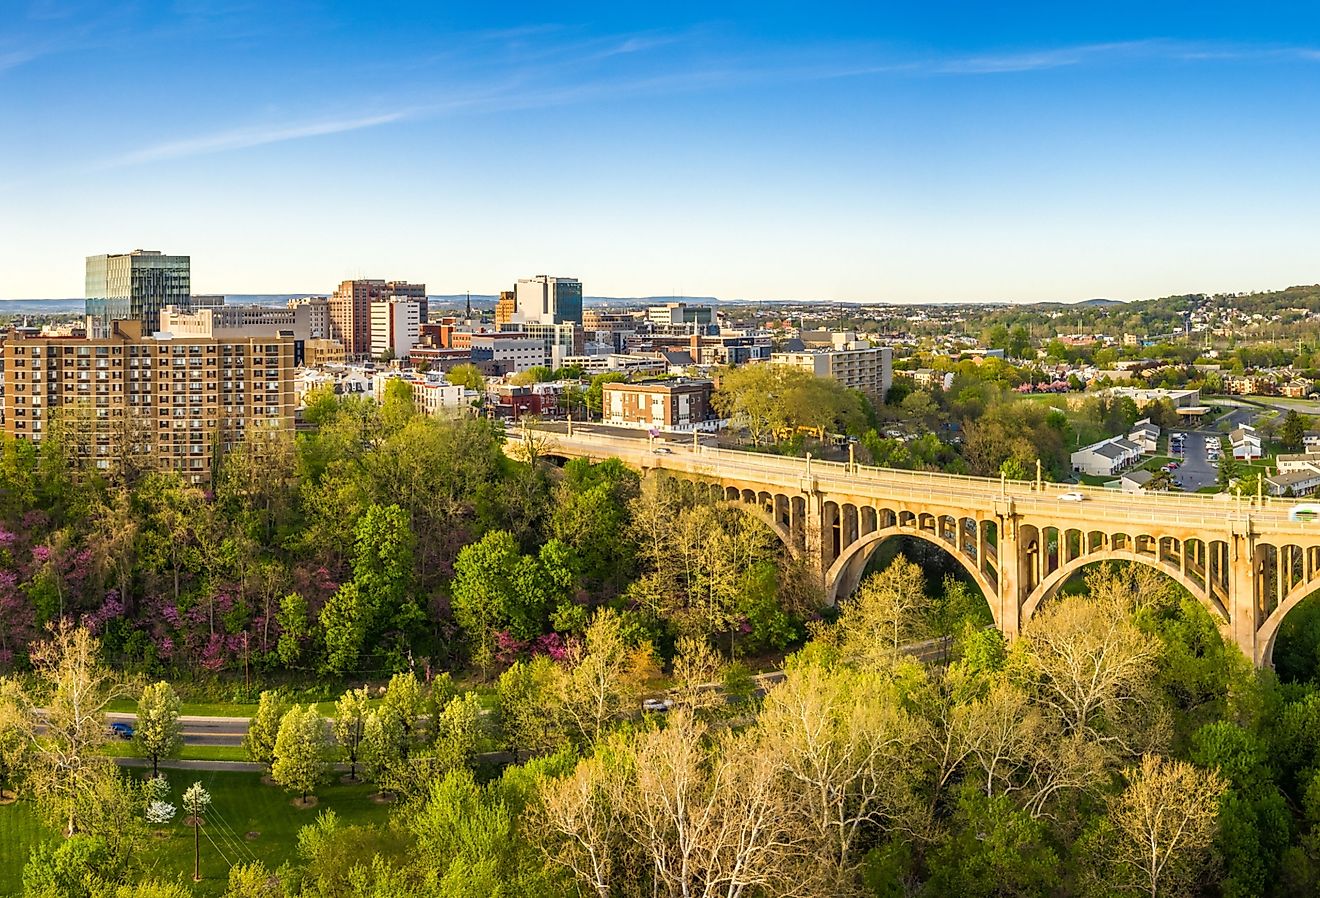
{"left": 1169, "top": 425, "right": 1237, "bottom": 493}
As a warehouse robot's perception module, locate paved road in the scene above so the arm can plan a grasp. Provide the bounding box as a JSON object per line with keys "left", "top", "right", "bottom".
{"left": 106, "top": 712, "right": 249, "bottom": 748}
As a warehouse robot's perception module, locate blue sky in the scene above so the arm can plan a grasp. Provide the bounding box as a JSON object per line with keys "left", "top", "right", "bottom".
{"left": 4, "top": 1, "right": 1320, "bottom": 302}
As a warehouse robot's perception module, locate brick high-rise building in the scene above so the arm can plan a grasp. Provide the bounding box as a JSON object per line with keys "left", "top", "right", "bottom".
{"left": 494, "top": 291, "right": 516, "bottom": 328}
{"left": 327, "top": 279, "right": 426, "bottom": 357}
{"left": 1, "top": 319, "right": 295, "bottom": 484}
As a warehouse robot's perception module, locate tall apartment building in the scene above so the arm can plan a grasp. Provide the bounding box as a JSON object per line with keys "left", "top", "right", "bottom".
{"left": 1, "top": 320, "right": 294, "bottom": 484}
{"left": 771, "top": 334, "right": 893, "bottom": 400}
{"left": 370, "top": 297, "right": 421, "bottom": 360}
{"left": 512, "top": 276, "right": 583, "bottom": 325}
{"left": 328, "top": 279, "right": 426, "bottom": 357}
{"left": 494, "top": 291, "right": 517, "bottom": 328}
{"left": 86, "top": 250, "right": 190, "bottom": 336}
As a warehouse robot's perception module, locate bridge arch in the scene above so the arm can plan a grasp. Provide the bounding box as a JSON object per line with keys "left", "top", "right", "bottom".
{"left": 717, "top": 499, "right": 798, "bottom": 560}
{"left": 1255, "top": 581, "right": 1320, "bottom": 667}
{"left": 1020, "top": 549, "right": 1230, "bottom": 627}
{"left": 825, "top": 525, "right": 999, "bottom": 628}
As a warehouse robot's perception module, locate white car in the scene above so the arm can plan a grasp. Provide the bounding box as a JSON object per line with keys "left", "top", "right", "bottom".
{"left": 1058, "top": 492, "right": 1087, "bottom": 502}
{"left": 642, "top": 697, "right": 674, "bottom": 713}
{"left": 651, "top": 446, "right": 673, "bottom": 455}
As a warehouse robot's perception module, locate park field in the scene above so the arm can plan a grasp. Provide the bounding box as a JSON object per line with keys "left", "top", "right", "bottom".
{"left": 0, "top": 771, "right": 393, "bottom": 896}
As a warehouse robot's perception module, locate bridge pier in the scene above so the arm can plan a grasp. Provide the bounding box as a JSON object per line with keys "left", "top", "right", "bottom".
{"left": 1229, "top": 526, "right": 1261, "bottom": 663}
{"left": 802, "top": 489, "right": 826, "bottom": 587}
{"left": 995, "top": 502, "right": 1024, "bottom": 640}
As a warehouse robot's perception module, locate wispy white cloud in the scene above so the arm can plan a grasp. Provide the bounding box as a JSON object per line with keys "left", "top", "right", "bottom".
{"left": 112, "top": 110, "right": 413, "bottom": 165}
{"left": 98, "top": 34, "right": 1320, "bottom": 169}
{"left": 0, "top": 48, "right": 42, "bottom": 73}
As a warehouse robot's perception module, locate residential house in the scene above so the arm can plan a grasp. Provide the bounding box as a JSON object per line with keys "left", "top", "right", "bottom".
{"left": 1071, "top": 436, "right": 1143, "bottom": 477}
{"left": 1230, "top": 425, "right": 1263, "bottom": 461}
{"left": 1120, "top": 469, "right": 1156, "bottom": 492}
{"left": 1126, "top": 418, "right": 1161, "bottom": 454}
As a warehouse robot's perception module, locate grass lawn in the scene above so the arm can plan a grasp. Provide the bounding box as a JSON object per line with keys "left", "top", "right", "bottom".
{"left": 1138, "top": 455, "right": 1175, "bottom": 474}
{"left": 0, "top": 770, "right": 392, "bottom": 897}
{"left": 99, "top": 742, "right": 250, "bottom": 763}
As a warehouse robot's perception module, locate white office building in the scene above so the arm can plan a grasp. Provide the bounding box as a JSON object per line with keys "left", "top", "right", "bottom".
{"left": 370, "top": 297, "right": 421, "bottom": 360}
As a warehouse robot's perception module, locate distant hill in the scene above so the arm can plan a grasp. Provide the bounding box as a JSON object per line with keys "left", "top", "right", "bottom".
{"left": 1075, "top": 297, "right": 1125, "bottom": 307}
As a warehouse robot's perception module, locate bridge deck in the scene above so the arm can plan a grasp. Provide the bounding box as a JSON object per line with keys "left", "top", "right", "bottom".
{"left": 514, "top": 429, "right": 1317, "bottom": 538}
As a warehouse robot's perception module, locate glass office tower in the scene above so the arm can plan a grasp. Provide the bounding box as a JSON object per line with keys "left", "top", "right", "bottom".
{"left": 86, "top": 250, "right": 190, "bottom": 335}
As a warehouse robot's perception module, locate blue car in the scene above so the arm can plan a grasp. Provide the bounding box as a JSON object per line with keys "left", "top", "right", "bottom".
{"left": 108, "top": 722, "right": 134, "bottom": 740}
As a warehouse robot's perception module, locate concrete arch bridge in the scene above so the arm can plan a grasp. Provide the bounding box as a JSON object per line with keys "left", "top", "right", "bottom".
{"left": 511, "top": 428, "right": 1320, "bottom": 666}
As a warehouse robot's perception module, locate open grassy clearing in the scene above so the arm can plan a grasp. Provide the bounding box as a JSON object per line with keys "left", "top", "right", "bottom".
{"left": 0, "top": 770, "right": 392, "bottom": 897}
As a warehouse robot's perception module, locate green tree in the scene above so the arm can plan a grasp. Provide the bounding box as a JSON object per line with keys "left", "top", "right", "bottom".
{"left": 320, "top": 582, "right": 369, "bottom": 676}
{"left": 585, "top": 373, "right": 628, "bottom": 417}
{"left": 447, "top": 363, "right": 486, "bottom": 393}
{"left": 1281, "top": 410, "right": 1308, "bottom": 451}
{"left": 0, "top": 677, "right": 33, "bottom": 801}
{"left": 276, "top": 592, "right": 310, "bottom": 666}
{"left": 380, "top": 671, "right": 426, "bottom": 749}
{"left": 361, "top": 709, "right": 404, "bottom": 789}
{"left": 926, "top": 792, "right": 1060, "bottom": 898}
{"left": 243, "top": 690, "right": 291, "bottom": 773}
{"left": 25, "top": 624, "right": 129, "bottom": 837}
{"left": 451, "top": 530, "right": 566, "bottom": 670}
{"left": 333, "top": 687, "right": 371, "bottom": 781}
{"left": 183, "top": 782, "right": 211, "bottom": 882}
{"left": 496, "top": 657, "right": 566, "bottom": 759}
{"left": 21, "top": 835, "right": 126, "bottom": 898}
{"left": 272, "top": 704, "right": 331, "bottom": 804}
{"left": 133, "top": 682, "right": 182, "bottom": 778}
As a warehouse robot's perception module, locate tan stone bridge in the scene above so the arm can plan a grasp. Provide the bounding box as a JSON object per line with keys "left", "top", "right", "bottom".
{"left": 511, "top": 428, "right": 1320, "bottom": 666}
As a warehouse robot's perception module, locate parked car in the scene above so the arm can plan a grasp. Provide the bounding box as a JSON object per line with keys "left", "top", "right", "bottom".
{"left": 108, "top": 722, "right": 134, "bottom": 740}
{"left": 1058, "top": 492, "right": 1087, "bottom": 502}
{"left": 642, "top": 697, "right": 674, "bottom": 713}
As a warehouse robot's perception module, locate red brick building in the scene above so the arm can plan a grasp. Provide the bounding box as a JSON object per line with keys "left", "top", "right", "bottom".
{"left": 601, "top": 378, "right": 715, "bottom": 432}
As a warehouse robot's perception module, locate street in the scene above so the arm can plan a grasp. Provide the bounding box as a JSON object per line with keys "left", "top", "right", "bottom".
{"left": 105, "top": 712, "right": 249, "bottom": 748}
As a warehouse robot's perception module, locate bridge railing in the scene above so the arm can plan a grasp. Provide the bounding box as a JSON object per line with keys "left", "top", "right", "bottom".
{"left": 517, "top": 429, "right": 1320, "bottom": 536}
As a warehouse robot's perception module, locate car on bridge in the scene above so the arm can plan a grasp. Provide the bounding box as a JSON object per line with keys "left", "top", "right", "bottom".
{"left": 1290, "top": 504, "right": 1320, "bottom": 523}
{"left": 1058, "top": 492, "right": 1087, "bottom": 502}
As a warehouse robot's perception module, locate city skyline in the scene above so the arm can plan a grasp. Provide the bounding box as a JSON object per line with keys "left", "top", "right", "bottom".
{"left": 6, "top": 2, "right": 1320, "bottom": 302}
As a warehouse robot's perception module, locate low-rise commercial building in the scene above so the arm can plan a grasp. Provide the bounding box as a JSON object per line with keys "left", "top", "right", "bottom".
{"left": 601, "top": 378, "right": 716, "bottom": 432}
